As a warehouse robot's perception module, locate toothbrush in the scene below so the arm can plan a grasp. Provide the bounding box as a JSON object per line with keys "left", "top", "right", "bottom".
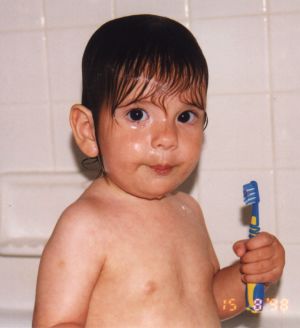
{"left": 243, "top": 180, "right": 264, "bottom": 313}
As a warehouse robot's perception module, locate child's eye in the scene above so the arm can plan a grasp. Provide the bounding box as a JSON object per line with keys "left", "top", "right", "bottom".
{"left": 177, "top": 111, "right": 197, "bottom": 123}
{"left": 127, "top": 108, "right": 149, "bottom": 122}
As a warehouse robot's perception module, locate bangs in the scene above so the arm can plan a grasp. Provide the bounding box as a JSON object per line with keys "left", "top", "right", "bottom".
{"left": 109, "top": 58, "right": 207, "bottom": 112}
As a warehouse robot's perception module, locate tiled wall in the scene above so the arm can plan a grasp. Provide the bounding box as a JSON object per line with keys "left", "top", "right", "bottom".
{"left": 0, "top": 0, "right": 299, "bottom": 327}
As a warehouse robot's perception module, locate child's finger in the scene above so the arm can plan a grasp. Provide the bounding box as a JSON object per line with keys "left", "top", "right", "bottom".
{"left": 241, "top": 245, "right": 274, "bottom": 264}
{"left": 241, "top": 259, "right": 275, "bottom": 275}
{"left": 242, "top": 267, "right": 281, "bottom": 284}
{"left": 245, "top": 232, "right": 275, "bottom": 250}
{"left": 233, "top": 239, "right": 248, "bottom": 257}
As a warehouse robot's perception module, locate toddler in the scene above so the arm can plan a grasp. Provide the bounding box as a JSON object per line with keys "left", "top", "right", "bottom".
{"left": 33, "top": 15, "right": 285, "bottom": 328}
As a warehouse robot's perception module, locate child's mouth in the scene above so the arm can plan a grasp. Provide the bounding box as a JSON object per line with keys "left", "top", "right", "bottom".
{"left": 150, "top": 165, "right": 173, "bottom": 175}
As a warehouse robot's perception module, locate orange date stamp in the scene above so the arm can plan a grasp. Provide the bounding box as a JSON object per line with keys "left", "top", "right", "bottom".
{"left": 222, "top": 297, "right": 289, "bottom": 312}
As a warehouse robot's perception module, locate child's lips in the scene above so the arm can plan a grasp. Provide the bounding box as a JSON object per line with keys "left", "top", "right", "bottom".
{"left": 150, "top": 164, "right": 173, "bottom": 175}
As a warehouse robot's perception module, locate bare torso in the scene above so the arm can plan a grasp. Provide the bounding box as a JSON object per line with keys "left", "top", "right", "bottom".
{"left": 83, "top": 181, "right": 220, "bottom": 327}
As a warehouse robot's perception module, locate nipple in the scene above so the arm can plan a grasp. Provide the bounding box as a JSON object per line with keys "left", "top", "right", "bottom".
{"left": 143, "top": 280, "right": 157, "bottom": 295}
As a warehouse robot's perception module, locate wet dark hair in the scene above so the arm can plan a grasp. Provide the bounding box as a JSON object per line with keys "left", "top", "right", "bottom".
{"left": 81, "top": 14, "right": 209, "bottom": 174}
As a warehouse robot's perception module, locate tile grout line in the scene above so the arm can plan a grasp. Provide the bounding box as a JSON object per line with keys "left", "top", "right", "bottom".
{"left": 111, "top": 0, "right": 116, "bottom": 18}
{"left": 185, "top": 0, "right": 190, "bottom": 25}
{"left": 41, "top": 0, "right": 56, "bottom": 171}
{"left": 265, "top": 0, "right": 280, "bottom": 236}
{"left": 1, "top": 9, "right": 300, "bottom": 34}
{"left": 186, "top": 10, "right": 300, "bottom": 22}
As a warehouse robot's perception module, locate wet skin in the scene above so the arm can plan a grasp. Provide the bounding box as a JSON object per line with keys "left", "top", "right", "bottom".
{"left": 33, "top": 89, "right": 221, "bottom": 327}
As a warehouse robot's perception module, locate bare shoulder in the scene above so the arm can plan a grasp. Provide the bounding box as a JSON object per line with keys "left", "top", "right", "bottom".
{"left": 48, "top": 179, "right": 115, "bottom": 249}
{"left": 33, "top": 185, "right": 109, "bottom": 326}
{"left": 174, "top": 191, "right": 204, "bottom": 219}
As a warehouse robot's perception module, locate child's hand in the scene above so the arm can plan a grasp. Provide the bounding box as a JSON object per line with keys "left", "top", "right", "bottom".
{"left": 233, "top": 232, "right": 285, "bottom": 285}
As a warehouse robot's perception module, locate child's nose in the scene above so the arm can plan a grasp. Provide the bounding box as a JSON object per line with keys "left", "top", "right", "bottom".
{"left": 151, "top": 120, "right": 178, "bottom": 150}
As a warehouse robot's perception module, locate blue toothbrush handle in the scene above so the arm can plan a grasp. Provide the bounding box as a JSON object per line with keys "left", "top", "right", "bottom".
{"left": 246, "top": 283, "right": 264, "bottom": 313}
{"left": 246, "top": 203, "right": 264, "bottom": 313}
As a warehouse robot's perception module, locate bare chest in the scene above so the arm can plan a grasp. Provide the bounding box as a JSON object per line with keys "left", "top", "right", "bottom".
{"left": 86, "top": 202, "right": 219, "bottom": 327}
{"left": 93, "top": 205, "right": 214, "bottom": 301}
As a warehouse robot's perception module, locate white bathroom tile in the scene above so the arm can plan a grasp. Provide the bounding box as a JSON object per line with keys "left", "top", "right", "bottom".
{"left": 273, "top": 93, "right": 300, "bottom": 168}
{"left": 45, "top": 0, "right": 112, "bottom": 28}
{"left": 47, "top": 27, "right": 95, "bottom": 102}
{"left": 0, "top": 173, "right": 90, "bottom": 256}
{"left": 0, "top": 256, "right": 39, "bottom": 310}
{"left": 269, "top": 0, "right": 300, "bottom": 13}
{"left": 197, "top": 170, "right": 276, "bottom": 243}
{"left": 270, "top": 14, "right": 300, "bottom": 91}
{"left": 0, "top": 31, "right": 48, "bottom": 103}
{"left": 0, "top": 103, "right": 53, "bottom": 172}
{"left": 201, "top": 94, "right": 273, "bottom": 169}
{"left": 191, "top": 16, "right": 269, "bottom": 94}
{"left": 0, "top": 0, "right": 44, "bottom": 31}
{"left": 276, "top": 170, "right": 300, "bottom": 243}
{"left": 190, "top": 0, "right": 265, "bottom": 19}
{"left": 273, "top": 244, "right": 300, "bottom": 321}
{"left": 213, "top": 242, "right": 237, "bottom": 268}
{"left": 115, "top": 0, "right": 187, "bottom": 20}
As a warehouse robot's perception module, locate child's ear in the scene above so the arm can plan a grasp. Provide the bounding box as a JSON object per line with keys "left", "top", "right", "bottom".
{"left": 69, "top": 104, "right": 99, "bottom": 157}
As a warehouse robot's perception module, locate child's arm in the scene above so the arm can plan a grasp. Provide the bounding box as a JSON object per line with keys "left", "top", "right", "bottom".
{"left": 213, "top": 232, "right": 285, "bottom": 320}
{"left": 32, "top": 201, "right": 106, "bottom": 327}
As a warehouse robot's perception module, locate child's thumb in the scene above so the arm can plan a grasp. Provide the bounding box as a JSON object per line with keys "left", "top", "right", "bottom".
{"left": 233, "top": 239, "right": 248, "bottom": 257}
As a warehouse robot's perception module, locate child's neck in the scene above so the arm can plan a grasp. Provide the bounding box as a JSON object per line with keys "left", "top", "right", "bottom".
{"left": 92, "top": 176, "right": 171, "bottom": 203}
